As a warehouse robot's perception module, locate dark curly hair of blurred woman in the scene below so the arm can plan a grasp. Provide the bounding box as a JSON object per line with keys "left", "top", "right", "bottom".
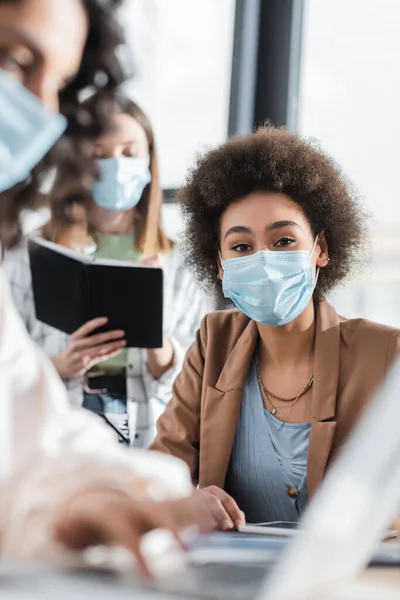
{"left": 0, "top": 0, "right": 130, "bottom": 248}
{"left": 179, "top": 126, "right": 368, "bottom": 303}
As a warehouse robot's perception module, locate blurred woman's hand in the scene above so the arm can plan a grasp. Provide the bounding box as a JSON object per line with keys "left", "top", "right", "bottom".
{"left": 147, "top": 339, "right": 174, "bottom": 380}
{"left": 54, "top": 488, "right": 221, "bottom": 577}
{"left": 140, "top": 254, "right": 160, "bottom": 267}
{"left": 51, "top": 317, "right": 126, "bottom": 380}
{"left": 138, "top": 254, "right": 175, "bottom": 379}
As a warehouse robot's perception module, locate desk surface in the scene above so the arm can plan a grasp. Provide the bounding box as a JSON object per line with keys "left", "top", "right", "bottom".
{"left": 1, "top": 544, "right": 399, "bottom": 599}
{"left": 360, "top": 565, "right": 400, "bottom": 590}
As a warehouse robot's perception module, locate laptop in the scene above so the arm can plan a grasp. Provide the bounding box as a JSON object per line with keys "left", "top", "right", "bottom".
{"left": 3, "top": 357, "right": 400, "bottom": 599}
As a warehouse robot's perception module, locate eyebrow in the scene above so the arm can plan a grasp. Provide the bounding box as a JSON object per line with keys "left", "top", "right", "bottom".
{"left": 224, "top": 226, "right": 251, "bottom": 240}
{"left": 267, "top": 220, "right": 299, "bottom": 231}
{"left": 93, "top": 140, "right": 138, "bottom": 147}
{"left": 224, "top": 221, "right": 299, "bottom": 240}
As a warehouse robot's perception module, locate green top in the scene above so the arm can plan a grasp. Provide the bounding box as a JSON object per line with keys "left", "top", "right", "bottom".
{"left": 93, "top": 233, "right": 142, "bottom": 373}
{"left": 94, "top": 233, "right": 142, "bottom": 262}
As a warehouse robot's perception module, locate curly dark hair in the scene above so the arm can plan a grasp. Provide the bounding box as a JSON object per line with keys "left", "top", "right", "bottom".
{"left": 179, "top": 126, "right": 368, "bottom": 303}
{"left": 0, "top": 0, "right": 129, "bottom": 248}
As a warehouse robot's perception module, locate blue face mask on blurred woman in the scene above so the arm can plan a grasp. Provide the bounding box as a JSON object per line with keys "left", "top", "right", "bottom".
{"left": 0, "top": 69, "right": 67, "bottom": 193}
{"left": 221, "top": 238, "right": 319, "bottom": 326}
{"left": 92, "top": 156, "right": 152, "bottom": 211}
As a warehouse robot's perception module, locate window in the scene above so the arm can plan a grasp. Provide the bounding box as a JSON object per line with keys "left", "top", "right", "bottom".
{"left": 120, "top": 0, "right": 236, "bottom": 189}
{"left": 298, "top": 0, "right": 400, "bottom": 325}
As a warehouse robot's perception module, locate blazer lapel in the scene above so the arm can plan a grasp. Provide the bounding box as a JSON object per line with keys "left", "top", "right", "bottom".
{"left": 199, "top": 320, "right": 258, "bottom": 489}
{"left": 307, "top": 301, "right": 341, "bottom": 496}
{"left": 198, "top": 302, "right": 342, "bottom": 494}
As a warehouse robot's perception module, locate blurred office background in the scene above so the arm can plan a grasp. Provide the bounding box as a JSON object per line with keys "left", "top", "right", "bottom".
{"left": 25, "top": 0, "right": 400, "bottom": 326}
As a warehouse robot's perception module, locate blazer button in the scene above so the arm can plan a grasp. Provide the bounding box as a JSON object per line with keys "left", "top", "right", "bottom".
{"left": 288, "top": 486, "right": 299, "bottom": 499}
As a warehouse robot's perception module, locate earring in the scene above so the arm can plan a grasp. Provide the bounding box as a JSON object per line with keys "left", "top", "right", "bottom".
{"left": 217, "top": 274, "right": 221, "bottom": 281}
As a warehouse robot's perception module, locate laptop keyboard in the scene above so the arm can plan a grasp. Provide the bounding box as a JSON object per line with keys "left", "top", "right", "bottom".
{"left": 151, "top": 562, "right": 272, "bottom": 600}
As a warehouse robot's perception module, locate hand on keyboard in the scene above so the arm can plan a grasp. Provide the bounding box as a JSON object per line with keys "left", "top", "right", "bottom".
{"left": 54, "top": 488, "right": 222, "bottom": 577}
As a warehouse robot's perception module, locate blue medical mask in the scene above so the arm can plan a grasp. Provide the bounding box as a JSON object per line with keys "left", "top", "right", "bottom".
{"left": 92, "top": 156, "right": 151, "bottom": 211}
{"left": 220, "top": 238, "right": 319, "bottom": 326}
{"left": 0, "top": 69, "right": 67, "bottom": 193}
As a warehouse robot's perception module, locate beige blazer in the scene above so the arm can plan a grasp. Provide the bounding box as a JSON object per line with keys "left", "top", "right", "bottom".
{"left": 150, "top": 302, "right": 400, "bottom": 497}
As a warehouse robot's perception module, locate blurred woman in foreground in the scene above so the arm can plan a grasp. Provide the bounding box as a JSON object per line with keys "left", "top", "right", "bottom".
{"left": 0, "top": 0, "right": 219, "bottom": 568}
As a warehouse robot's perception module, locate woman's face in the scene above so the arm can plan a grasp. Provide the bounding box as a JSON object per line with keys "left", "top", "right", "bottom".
{"left": 0, "top": 0, "right": 88, "bottom": 111}
{"left": 218, "top": 191, "right": 329, "bottom": 277}
{"left": 93, "top": 113, "right": 150, "bottom": 160}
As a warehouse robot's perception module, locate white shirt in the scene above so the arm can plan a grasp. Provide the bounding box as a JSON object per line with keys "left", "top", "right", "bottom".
{"left": 0, "top": 268, "right": 191, "bottom": 558}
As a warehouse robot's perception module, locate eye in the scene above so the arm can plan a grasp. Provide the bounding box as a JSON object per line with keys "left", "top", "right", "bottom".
{"left": 274, "top": 237, "right": 295, "bottom": 248}
{"left": 123, "top": 144, "right": 139, "bottom": 157}
{"left": 0, "top": 46, "right": 34, "bottom": 81}
{"left": 93, "top": 147, "right": 107, "bottom": 159}
{"left": 232, "top": 243, "right": 253, "bottom": 253}
{"left": 123, "top": 149, "right": 137, "bottom": 157}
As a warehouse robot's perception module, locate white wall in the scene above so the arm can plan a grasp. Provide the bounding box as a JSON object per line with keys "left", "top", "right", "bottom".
{"left": 299, "top": 0, "right": 400, "bottom": 325}
{"left": 119, "top": 0, "right": 236, "bottom": 189}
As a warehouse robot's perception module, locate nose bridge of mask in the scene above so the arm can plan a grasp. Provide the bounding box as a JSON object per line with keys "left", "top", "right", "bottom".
{"left": 115, "top": 156, "right": 151, "bottom": 183}
{"left": 220, "top": 237, "right": 318, "bottom": 271}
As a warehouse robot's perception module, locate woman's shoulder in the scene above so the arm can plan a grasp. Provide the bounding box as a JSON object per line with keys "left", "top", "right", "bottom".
{"left": 200, "top": 309, "right": 252, "bottom": 342}
{"left": 2, "top": 237, "right": 31, "bottom": 283}
{"left": 339, "top": 313, "right": 400, "bottom": 366}
{"left": 340, "top": 314, "right": 399, "bottom": 341}
{"left": 3, "top": 237, "right": 30, "bottom": 262}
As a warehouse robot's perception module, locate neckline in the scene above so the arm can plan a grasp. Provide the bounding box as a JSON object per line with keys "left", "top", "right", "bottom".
{"left": 263, "top": 408, "right": 311, "bottom": 429}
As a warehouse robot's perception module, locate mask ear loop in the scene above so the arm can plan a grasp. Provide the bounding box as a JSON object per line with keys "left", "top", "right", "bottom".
{"left": 312, "top": 235, "right": 320, "bottom": 285}
{"left": 311, "top": 235, "right": 319, "bottom": 256}
{"left": 217, "top": 251, "right": 224, "bottom": 280}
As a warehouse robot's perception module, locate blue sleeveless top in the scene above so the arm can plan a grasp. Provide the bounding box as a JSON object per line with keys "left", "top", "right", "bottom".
{"left": 225, "top": 357, "right": 311, "bottom": 523}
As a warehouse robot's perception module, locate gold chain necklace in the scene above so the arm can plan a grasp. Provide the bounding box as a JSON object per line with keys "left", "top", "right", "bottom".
{"left": 256, "top": 358, "right": 314, "bottom": 425}
{"left": 256, "top": 359, "right": 314, "bottom": 404}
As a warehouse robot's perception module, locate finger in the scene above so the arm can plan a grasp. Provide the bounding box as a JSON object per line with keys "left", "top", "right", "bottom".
{"left": 89, "top": 340, "right": 127, "bottom": 358}
{"left": 71, "top": 318, "right": 108, "bottom": 340}
{"left": 207, "top": 487, "right": 245, "bottom": 527}
{"left": 89, "top": 348, "right": 125, "bottom": 366}
{"left": 140, "top": 254, "right": 159, "bottom": 266}
{"left": 72, "top": 345, "right": 125, "bottom": 374}
{"left": 54, "top": 513, "right": 105, "bottom": 549}
{"left": 130, "top": 539, "right": 152, "bottom": 579}
{"left": 220, "top": 496, "right": 245, "bottom": 527}
{"left": 204, "top": 496, "right": 233, "bottom": 530}
{"left": 74, "top": 341, "right": 126, "bottom": 364}
{"left": 153, "top": 501, "right": 194, "bottom": 548}
{"left": 73, "top": 329, "right": 125, "bottom": 350}
{"left": 174, "top": 496, "right": 218, "bottom": 535}
{"left": 99, "top": 510, "right": 152, "bottom": 578}
{"left": 103, "top": 513, "right": 152, "bottom": 579}
{"left": 87, "top": 370, "right": 106, "bottom": 379}
{"left": 58, "top": 503, "right": 152, "bottom": 579}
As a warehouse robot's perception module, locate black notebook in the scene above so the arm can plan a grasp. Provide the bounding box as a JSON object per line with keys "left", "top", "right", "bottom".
{"left": 28, "top": 237, "right": 163, "bottom": 348}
